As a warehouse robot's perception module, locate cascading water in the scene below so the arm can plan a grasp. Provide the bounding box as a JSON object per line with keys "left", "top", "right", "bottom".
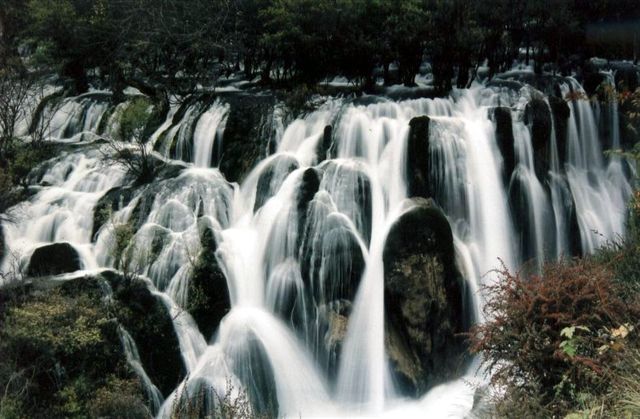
{"left": 0, "top": 75, "right": 634, "bottom": 418}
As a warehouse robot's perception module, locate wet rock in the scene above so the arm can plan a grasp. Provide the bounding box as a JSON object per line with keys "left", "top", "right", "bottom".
{"left": 296, "top": 168, "right": 320, "bottom": 226}
{"left": 490, "top": 107, "right": 515, "bottom": 180}
{"left": 582, "top": 70, "right": 606, "bottom": 97}
{"left": 27, "top": 242, "right": 82, "bottom": 276}
{"left": 316, "top": 125, "right": 333, "bottom": 162}
{"left": 102, "top": 270, "right": 186, "bottom": 397}
{"left": 524, "top": 98, "right": 552, "bottom": 179}
{"left": 254, "top": 155, "right": 299, "bottom": 211}
{"left": 615, "top": 66, "right": 639, "bottom": 92}
{"left": 0, "top": 223, "right": 4, "bottom": 264}
{"left": 323, "top": 299, "right": 351, "bottom": 379}
{"left": 229, "top": 338, "right": 279, "bottom": 417}
{"left": 318, "top": 161, "right": 372, "bottom": 245}
{"left": 219, "top": 94, "right": 277, "bottom": 183}
{"left": 299, "top": 196, "right": 366, "bottom": 314}
{"left": 492, "top": 72, "right": 567, "bottom": 97}
{"left": 406, "top": 116, "right": 431, "bottom": 198}
{"left": 92, "top": 186, "right": 137, "bottom": 239}
{"left": 190, "top": 219, "right": 231, "bottom": 340}
{"left": 549, "top": 96, "right": 571, "bottom": 163}
{"left": 383, "top": 198, "right": 467, "bottom": 395}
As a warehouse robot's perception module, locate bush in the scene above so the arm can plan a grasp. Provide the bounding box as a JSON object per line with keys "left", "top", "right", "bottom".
{"left": 170, "top": 379, "right": 269, "bottom": 419}
{"left": 469, "top": 258, "right": 640, "bottom": 417}
{"left": 0, "top": 286, "right": 149, "bottom": 418}
{"left": 90, "top": 376, "right": 151, "bottom": 419}
{"left": 103, "top": 97, "right": 158, "bottom": 185}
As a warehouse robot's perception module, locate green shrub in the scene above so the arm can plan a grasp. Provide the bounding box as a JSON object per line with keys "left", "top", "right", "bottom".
{"left": 104, "top": 97, "right": 158, "bottom": 185}
{"left": 0, "top": 287, "right": 148, "bottom": 418}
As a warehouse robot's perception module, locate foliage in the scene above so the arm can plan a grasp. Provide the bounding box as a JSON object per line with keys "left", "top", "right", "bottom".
{"left": 90, "top": 376, "right": 152, "bottom": 418}
{"left": 0, "top": 63, "right": 33, "bottom": 161}
{"left": 6, "top": 0, "right": 636, "bottom": 95}
{"left": 0, "top": 286, "right": 149, "bottom": 418}
{"left": 469, "top": 258, "right": 640, "bottom": 417}
{"left": 102, "top": 97, "right": 157, "bottom": 184}
{"left": 0, "top": 141, "right": 58, "bottom": 222}
{"left": 170, "top": 379, "right": 269, "bottom": 419}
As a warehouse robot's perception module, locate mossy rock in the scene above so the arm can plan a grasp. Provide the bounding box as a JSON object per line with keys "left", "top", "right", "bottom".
{"left": 190, "top": 221, "right": 230, "bottom": 340}
{"left": 383, "top": 198, "right": 468, "bottom": 395}
{"left": 102, "top": 271, "right": 186, "bottom": 397}
{"left": 93, "top": 186, "right": 138, "bottom": 239}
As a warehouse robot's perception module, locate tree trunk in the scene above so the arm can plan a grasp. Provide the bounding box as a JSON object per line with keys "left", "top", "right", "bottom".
{"left": 62, "top": 60, "right": 89, "bottom": 94}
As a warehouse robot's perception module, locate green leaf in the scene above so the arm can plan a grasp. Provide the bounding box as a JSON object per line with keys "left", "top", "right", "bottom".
{"left": 559, "top": 340, "right": 576, "bottom": 357}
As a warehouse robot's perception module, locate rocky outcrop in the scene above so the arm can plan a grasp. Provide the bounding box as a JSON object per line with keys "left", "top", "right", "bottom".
{"left": 614, "top": 65, "right": 639, "bottom": 92}
{"left": 318, "top": 160, "right": 372, "bottom": 244}
{"left": 406, "top": 116, "right": 431, "bottom": 198}
{"left": 524, "top": 98, "right": 552, "bottom": 179}
{"left": 190, "top": 220, "right": 230, "bottom": 340}
{"left": 317, "top": 125, "right": 333, "bottom": 162}
{"left": 101, "top": 270, "right": 186, "bottom": 397}
{"left": 295, "top": 168, "right": 321, "bottom": 230}
{"left": 27, "top": 242, "right": 82, "bottom": 276}
{"left": 219, "top": 94, "right": 276, "bottom": 183}
{"left": 0, "top": 223, "right": 4, "bottom": 264}
{"left": 254, "top": 155, "right": 299, "bottom": 211}
{"left": 490, "top": 107, "right": 515, "bottom": 180}
{"left": 92, "top": 186, "right": 137, "bottom": 238}
{"left": 383, "top": 198, "right": 467, "bottom": 395}
{"left": 548, "top": 96, "right": 571, "bottom": 163}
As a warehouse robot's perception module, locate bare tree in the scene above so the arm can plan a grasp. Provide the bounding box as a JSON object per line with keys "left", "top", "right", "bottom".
{"left": 0, "top": 63, "right": 33, "bottom": 160}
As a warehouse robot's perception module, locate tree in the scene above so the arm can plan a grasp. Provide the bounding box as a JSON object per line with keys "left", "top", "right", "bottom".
{"left": 0, "top": 63, "right": 33, "bottom": 161}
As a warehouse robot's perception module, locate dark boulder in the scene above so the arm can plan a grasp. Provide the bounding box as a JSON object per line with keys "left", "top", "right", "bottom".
{"left": 615, "top": 66, "right": 639, "bottom": 92}
{"left": 254, "top": 155, "right": 299, "bottom": 211}
{"left": 296, "top": 168, "right": 320, "bottom": 226}
{"left": 383, "top": 198, "right": 468, "bottom": 395}
{"left": 548, "top": 96, "right": 571, "bottom": 164}
{"left": 219, "top": 94, "right": 276, "bottom": 183}
{"left": 582, "top": 71, "right": 606, "bottom": 97}
{"left": 102, "top": 270, "right": 186, "bottom": 397}
{"left": 316, "top": 125, "right": 333, "bottom": 162}
{"left": 406, "top": 116, "right": 431, "bottom": 198}
{"left": 524, "top": 98, "right": 552, "bottom": 179}
{"left": 490, "top": 107, "right": 515, "bottom": 180}
{"left": 190, "top": 219, "right": 231, "bottom": 340}
{"left": 27, "top": 242, "right": 82, "bottom": 276}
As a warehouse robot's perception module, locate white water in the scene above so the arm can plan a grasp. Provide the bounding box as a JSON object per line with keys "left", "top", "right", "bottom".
{"left": 0, "top": 79, "right": 633, "bottom": 418}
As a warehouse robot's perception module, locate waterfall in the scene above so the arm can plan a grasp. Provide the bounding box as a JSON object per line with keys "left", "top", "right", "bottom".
{"left": 118, "top": 325, "right": 164, "bottom": 414}
{"left": 0, "top": 77, "right": 633, "bottom": 418}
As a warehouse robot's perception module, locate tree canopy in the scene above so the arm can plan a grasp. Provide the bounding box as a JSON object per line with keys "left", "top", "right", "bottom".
{"left": 1, "top": 0, "right": 638, "bottom": 96}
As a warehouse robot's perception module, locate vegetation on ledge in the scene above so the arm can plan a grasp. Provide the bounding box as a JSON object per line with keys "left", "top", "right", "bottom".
{"left": 470, "top": 189, "right": 640, "bottom": 417}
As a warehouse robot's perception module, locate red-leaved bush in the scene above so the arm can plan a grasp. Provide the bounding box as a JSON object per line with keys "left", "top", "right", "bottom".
{"left": 469, "top": 258, "right": 640, "bottom": 415}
